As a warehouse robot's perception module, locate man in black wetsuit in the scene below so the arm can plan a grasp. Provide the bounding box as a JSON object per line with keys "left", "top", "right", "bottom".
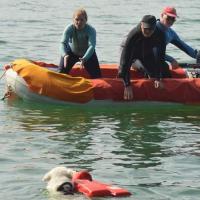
{"left": 118, "top": 15, "right": 171, "bottom": 100}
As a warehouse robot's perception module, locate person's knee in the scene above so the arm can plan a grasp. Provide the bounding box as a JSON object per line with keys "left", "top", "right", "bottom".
{"left": 84, "top": 57, "right": 101, "bottom": 78}
{"left": 162, "top": 63, "right": 171, "bottom": 78}
{"left": 58, "top": 57, "right": 66, "bottom": 73}
{"left": 88, "top": 68, "right": 102, "bottom": 78}
{"left": 59, "top": 57, "right": 64, "bottom": 67}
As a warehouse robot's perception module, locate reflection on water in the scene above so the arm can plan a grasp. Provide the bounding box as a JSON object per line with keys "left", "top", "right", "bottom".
{"left": 1, "top": 0, "right": 200, "bottom": 199}
{"left": 4, "top": 100, "right": 200, "bottom": 165}
{"left": 1, "top": 99, "right": 200, "bottom": 199}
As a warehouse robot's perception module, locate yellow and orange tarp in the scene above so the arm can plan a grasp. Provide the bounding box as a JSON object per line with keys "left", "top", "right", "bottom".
{"left": 11, "top": 59, "right": 94, "bottom": 103}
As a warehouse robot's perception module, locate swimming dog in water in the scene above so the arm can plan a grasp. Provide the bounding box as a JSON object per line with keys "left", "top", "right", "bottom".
{"left": 43, "top": 166, "right": 131, "bottom": 197}
{"left": 42, "top": 166, "right": 77, "bottom": 195}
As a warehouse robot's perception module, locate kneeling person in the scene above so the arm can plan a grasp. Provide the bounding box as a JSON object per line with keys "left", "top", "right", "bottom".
{"left": 59, "top": 8, "right": 101, "bottom": 79}
{"left": 118, "top": 15, "right": 171, "bottom": 100}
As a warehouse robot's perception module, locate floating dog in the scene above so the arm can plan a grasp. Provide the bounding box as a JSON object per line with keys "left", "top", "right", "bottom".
{"left": 42, "top": 166, "right": 76, "bottom": 195}
{"left": 43, "top": 166, "right": 131, "bottom": 198}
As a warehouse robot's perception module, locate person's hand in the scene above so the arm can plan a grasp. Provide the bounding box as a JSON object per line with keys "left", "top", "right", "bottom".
{"left": 170, "top": 60, "right": 179, "bottom": 69}
{"left": 124, "top": 85, "right": 133, "bottom": 100}
{"left": 79, "top": 57, "right": 85, "bottom": 68}
{"left": 154, "top": 80, "right": 164, "bottom": 89}
{"left": 64, "top": 55, "right": 69, "bottom": 68}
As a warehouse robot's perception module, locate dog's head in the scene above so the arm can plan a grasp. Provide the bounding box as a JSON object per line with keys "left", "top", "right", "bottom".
{"left": 57, "top": 181, "right": 74, "bottom": 195}
{"left": 43, "top": 166, "right": 76, "bottom": 194}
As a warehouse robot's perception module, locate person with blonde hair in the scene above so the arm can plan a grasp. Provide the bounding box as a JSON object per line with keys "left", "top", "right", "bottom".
{"left": 59, "top": 8, "right": 101, "bottom": 78}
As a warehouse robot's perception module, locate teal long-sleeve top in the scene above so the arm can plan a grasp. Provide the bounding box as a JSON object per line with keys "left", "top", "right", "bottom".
{"left": 60, "top": 23, "right": 96, "bottom": 61}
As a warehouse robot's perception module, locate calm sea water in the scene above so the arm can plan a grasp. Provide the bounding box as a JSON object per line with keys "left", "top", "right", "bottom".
{"left": 1, "top": 0, "right": 200, "bottom": 200}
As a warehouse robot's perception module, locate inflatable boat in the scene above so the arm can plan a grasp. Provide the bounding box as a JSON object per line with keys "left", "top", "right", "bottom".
{"left": 4, "top": 59, "right": 200, "bottom": 105}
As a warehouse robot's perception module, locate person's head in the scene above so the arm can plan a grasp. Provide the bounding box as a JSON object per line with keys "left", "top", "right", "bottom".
{"left": 140, "top": 15, "right": 156, "bottom": 37}
{"left": 73, "top": 8, "right": 88, "bottom": 30}
{"left": 160, "top": 6, "right": 178, "bottom": 28}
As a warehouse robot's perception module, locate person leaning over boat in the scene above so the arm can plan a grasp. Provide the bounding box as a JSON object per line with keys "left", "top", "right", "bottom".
{"left": 118, "top": 15, "right": 171, "bottom": 100}
{"left": 157, "top": 6, "right": 200, "bottom": 68}
{"left": 59, "top": 8, "right": 102, "bottom": 78}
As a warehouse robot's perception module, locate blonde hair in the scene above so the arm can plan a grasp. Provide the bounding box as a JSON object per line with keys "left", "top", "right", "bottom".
{"left": 73, "top": 8, "right": 88, "bottom": 21}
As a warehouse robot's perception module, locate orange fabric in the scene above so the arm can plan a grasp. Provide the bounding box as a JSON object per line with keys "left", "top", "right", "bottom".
{"left": 72, "top": 171, "right": 131, "bottom": 197}
{"left": 70, "top": 63, "right": 187, "bottom": 79}
{"left": 29, "top": 62, "right": 187, "bottom": 79}
{"left": 11, "top": 59, "right": 93, "bottom": 103}
{"left": 170, "top": 67, "right": 187, "bottom": 78}
{"left": 91, "top": 78, "right": 124, "bottom": 101}
{"left": 91, "top": 78, "right": 200, "bottom": 104}
{"left": 132, "top": 78, "right": 200, "bottom": 104}
{"left": 73, "top": 179, "right": 131, "bottom": 197}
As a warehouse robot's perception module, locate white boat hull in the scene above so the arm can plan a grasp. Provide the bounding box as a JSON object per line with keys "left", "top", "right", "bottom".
{"left": 5, "top": 68, "right": 79, "bottom": 105}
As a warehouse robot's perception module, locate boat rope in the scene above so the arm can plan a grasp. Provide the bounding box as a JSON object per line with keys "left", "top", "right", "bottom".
{"left": 0, "top": 70, "right": 6, "bottom": 81}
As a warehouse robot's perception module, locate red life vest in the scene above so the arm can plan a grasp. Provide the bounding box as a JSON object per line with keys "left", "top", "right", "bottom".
{"left": 72, "top": 171, "right": 131, "bottom": 198}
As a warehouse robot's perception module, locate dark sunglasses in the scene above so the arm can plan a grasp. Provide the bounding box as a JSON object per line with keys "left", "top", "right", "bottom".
{"left": 166, "top": 15, "right": 176, "bottom": 22}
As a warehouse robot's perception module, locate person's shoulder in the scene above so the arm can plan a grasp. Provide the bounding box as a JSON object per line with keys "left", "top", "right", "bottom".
{"left": 133, "top": 23, "right": 141, "bottom": 31}
{"left": 153, "top": 27, "right": 165, "bottom": 42}
{"left": 155, "top": 26, "right": 165, "bottom": 36}
{"left": 168, "top": 26, "right": 177, "bottom": 35}
{"left": 128, "top": 24, "right": 140, "bottom": 36}
{"left": 85, "top": 24, "right": 96, "bottom": 34}
{"left": 164, "top": 26, "right": 179, "bottom": 39}
{"left": 156, "top": 21, "right": 176, "bottom": 34}
{"left": 86, "top": 24, "right": 96, "bottom": 30}
{"left": 156, "top": 20, "right": 163, "bottom": 30}
{"left": 64, "top": 23, "right": 74, "bottom": 32}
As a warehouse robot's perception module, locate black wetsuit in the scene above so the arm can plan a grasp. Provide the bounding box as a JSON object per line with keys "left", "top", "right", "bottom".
{"left": 118, "top": 24, "right": 171, "bottom": 86}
